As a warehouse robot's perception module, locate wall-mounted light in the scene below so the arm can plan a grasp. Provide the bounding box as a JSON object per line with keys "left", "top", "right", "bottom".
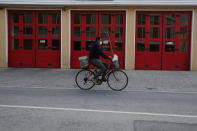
{"left": 62, "top": 7, "right": 66, "bottom": 11}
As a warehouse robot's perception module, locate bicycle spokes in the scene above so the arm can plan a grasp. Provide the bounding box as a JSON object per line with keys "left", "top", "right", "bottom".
{"left": 75, "top": 70, "right": 95, "bottom": 90}
{"left": 107, "top": 70, "right": 128, "bottom": 91}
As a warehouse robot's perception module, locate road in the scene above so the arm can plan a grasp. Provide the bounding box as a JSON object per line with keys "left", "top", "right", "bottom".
{"left": 0, "top": 87, "right": 197, "bottom": 131}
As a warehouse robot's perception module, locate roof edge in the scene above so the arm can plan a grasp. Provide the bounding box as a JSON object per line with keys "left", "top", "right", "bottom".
{"left": 0, "top": 1, "right": 197, "bottom": 6}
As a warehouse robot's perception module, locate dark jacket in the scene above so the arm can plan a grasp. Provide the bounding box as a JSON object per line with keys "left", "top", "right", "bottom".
{"left": 89, "top": 41, "right": 109, "bottom": 60}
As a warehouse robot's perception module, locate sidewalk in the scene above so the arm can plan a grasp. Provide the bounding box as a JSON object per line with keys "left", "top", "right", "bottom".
{"left": 0, "top": 68, "right": 197, "bottom": 92}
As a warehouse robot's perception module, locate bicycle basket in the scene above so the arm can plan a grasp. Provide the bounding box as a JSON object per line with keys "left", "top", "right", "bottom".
{"left": 112, "top": 60, "right": 120, "bottom": 69}
{"left": 78, "top": 56, "right": 89, "bottom": 68}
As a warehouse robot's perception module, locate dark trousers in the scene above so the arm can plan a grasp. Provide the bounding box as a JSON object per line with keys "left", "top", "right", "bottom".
{"left": 89, "top": 59, "right": 108, "bottom": 79}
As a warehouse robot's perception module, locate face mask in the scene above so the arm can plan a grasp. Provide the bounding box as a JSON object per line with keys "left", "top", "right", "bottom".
{"left": 99, "top": 41, "right": 102, "bottom": 45}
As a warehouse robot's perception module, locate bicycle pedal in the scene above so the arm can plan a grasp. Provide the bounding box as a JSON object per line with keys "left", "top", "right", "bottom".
{"left": 96, "top": 80, "right": 102, "bottom": 85}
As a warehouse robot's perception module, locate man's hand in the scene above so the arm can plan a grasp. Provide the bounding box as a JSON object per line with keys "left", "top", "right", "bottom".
{"left": 108, "top": 56, "right": 113, "bottom": 60}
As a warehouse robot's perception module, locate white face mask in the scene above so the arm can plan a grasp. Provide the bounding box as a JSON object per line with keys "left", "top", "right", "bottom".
{"left": 99, "top": 41, "right": 102, "bottom": 45}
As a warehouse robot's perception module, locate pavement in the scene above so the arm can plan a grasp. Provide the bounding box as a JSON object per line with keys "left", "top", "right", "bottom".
{"left": 1, "top": 86, "right": 197, "bottom": 131}
{"left": 1, "top": 68, "right": 197, "bottom": 131}
{"left": 0, "top": 68, "right": 197, "bottom": 93}
{"left": 1, "top": 84, "right": 197, "bottom": 131}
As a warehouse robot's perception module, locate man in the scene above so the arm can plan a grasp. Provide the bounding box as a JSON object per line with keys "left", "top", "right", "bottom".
{"left": 89, "top": 36, "right": 112, "bottom": 84}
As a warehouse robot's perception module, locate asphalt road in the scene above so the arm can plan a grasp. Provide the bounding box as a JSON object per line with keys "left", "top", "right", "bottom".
{"left": 0, "top": 87, "right": 197, "bottom": 131}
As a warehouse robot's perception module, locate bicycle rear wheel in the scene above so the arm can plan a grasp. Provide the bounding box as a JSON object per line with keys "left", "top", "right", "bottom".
{"left": 75, "top": 69, "right": 95, "bottom": 90}
{"left": 107, "top": 70, "right": 128, "bottom": 91}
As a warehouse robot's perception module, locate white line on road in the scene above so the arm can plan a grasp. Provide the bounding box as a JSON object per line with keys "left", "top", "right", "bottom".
{"left": 4, "top": 86, "right": 197, "bottom": 95}
{"left": 0, "top": 104, "right": 197, "bottom": 118}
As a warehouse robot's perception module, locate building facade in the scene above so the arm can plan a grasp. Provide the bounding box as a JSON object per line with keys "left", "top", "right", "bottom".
{"left": 0, "top": 0, "right": 197, "bottom": 70}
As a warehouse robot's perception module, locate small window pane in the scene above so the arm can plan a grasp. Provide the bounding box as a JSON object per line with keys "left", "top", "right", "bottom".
{"left": 52, "top": 13, "right": 60, "bottom": 24}
{"left": 165, "top": 41, "right": 175, "bottom": 52}
{"left": 115, "top": 41, "right": 123, "bottom": 51}
{"left": 86, "top": 14, "right": 96, "bottom": 24}
{"left": 52, "top": 27, "right": 60, "bottom": 37}
{"left": 101, "top": 42, "right": 111, "bottom": 51}
{"left": 180, "top": 28, "right": 188, "bottom": 39}
{"left": 12, "top": 26, "right": 19, "bottom": 37}
{"left": 150, "top": 28, "right": 160, "bottom": 39}
{"left": 166, "top": 14, "right": 176, "bottom": 25}
{"left": 38, "top": 26, "right": 48, "bottom": 37}
{"left": 150, "top": 41, "right": 160, "bottom": 52}
{"left": 101, "top": 14, "right": 111, "bottom": 24}
{"left": 23, "top": 26, "right": 33, "bottom": 37}
{"left": 38, "top": 40, "right": 48, "bottom": 50}
{"left": 180, "top": 14, "right": 188, "bottom": 25}
{"left": 180, "top": 41, "right": 187, "bottom": 52}
{"left": 38, "top": 13, "right": 48, "bottom": 24}
{"left": 74, "top": 14, "right": 81, "bottom": 24}
{"left": 74, "top": 27, "right": 81, "bottom": 37}
{"left": 137, "top": 41, "right": 145, "bottom": 52}
{"left": 150, "top": 14, "right": 160, "bottom": 25}
{"left": 52, "top": 40, "right": 59, "bottom": 50}
{"left": 86, "top": 40, "right": 94, "bottom": 51}
{"left": 102, "top": 40, "right": 110, "bottom": 45}
{"left": 101, "top": 27, "right": 111, "bottom": 38}
{"left": 23, "top": 13, "right": 33, "bottom": 24}
{"left": 12, "top": 39, "right": 19, "bottom": 50}
{"left": 115, "top": 14, "right": 123, "bottom": 24}
{"left": 115, "top": 27, "right": 123, "bottom": 38}
{"left": 138, "top": 14, "right": 146, "bottom": 25}
{"left": 12, "top": 13, "right": 19, "bottom": 23}
{"left": 23, "top": 39, "right": 33, "bottom": 50}
{"left": 166, "top": 28, "right": 175, "bottom": 39}
{"left": 74, "top": 40, "right": 81, "bottom": 51}
{"left": 86, "top": 27, "right": 96, "bottom": 38}
{"left": 137, "top": 27, "right": 145, "bottom": 38}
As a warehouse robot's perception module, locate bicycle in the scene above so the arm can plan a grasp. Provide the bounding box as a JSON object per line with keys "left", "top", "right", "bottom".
{"left": 75, "top": 60, "right": 128, "bottom": 91}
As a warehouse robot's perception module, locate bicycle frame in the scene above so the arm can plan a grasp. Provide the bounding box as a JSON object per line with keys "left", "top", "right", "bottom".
{"left": 89, "top": 63, "right": 119, "bottom": 82}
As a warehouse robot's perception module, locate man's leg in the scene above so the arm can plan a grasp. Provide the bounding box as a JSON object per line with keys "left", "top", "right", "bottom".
{"left": 90, "top": 59, "right": 107, "bottom": 80}
{"left": 101, "top": 61, "right": 108, "bottom": 81}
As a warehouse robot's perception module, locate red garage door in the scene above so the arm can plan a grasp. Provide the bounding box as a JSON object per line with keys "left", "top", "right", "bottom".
{"left": 71, "top": 11, "right": 126, "bottom": 69}
{"left": 8, "top": 11, "right": 36, "bottom": 67}
{"left": 8, "top": 10, "right": 61, "bottom": 68}
{"left": 135, "top": 11, "right": 192, "bottom": 70}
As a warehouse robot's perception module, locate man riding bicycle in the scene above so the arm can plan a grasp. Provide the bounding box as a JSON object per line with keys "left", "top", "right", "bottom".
{"left": 89, "top": 36, "right": 112, "bottom": 84}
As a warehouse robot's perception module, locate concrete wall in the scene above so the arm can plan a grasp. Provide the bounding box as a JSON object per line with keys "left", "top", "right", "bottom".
{"left": 0, "top": 6, "right": 197, "bottom": 70}
{"left": 61, "top": 9, "right": 70, "bottom": 69}
{"left": 192, "top": 9, "right": 197, "bottom": 70}
{"left": 0, "top": 8, "right": 6, "bottom": 68}
{"left": 126, "top": 8, "right": 135, "bottom": 70}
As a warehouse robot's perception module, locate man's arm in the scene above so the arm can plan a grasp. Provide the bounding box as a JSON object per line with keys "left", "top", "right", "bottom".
{"left": 95, "top": 44, "right": 111, "bottom": 59}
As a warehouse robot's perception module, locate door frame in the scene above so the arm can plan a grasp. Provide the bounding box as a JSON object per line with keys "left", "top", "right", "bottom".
{"left": 69, "top": 9, "right": 128, "bottom": 69}
{"left": 134, "top": 9, "right": 194, "bottom": 70}
{"left": 5, "top": 8, "right": 62, "bottom": 68}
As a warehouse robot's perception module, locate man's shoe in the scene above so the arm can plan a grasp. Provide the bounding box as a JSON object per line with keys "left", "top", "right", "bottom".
{"left": 102, "top": 77, "right": 107, "bottom": 82}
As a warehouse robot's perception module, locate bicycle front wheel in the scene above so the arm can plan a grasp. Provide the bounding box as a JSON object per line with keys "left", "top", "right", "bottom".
{"left": 107, "top": 70, "right": 128, "bottom": 91}
{"left": 75, "top": 69, "right": 95, "bottom": 90}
